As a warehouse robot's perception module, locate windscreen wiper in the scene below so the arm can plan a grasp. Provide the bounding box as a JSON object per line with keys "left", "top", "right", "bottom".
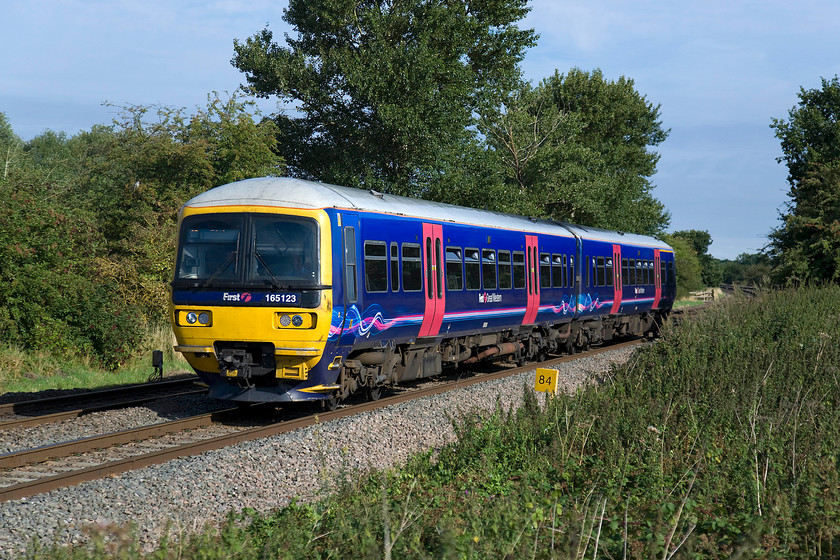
{"left": 200, "top": 251, "right": 238, "bottom": 288}
{"left": 253, "top": 251, "right": 291, "bottom": 290}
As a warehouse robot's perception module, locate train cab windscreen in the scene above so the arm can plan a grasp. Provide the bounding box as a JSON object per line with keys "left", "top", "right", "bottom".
{"left": 174, "top": 213, "right": 320, "bottom": 289}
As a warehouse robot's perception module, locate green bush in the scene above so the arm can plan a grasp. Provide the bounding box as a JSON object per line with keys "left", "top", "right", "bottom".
{"left": 0, "top": 186, "right": 143, "bottom": 369}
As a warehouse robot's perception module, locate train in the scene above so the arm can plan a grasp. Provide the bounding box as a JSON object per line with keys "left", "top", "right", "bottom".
{"left": 170, "top": 176, "right": 676, "bottom": 406}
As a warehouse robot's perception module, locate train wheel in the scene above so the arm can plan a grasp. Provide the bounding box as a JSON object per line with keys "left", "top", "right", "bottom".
{"left": 321, "top": 392, "right": 341, "bottom": 411}
{"left": 366, "top": 385, "right": 383, "bottom": 402}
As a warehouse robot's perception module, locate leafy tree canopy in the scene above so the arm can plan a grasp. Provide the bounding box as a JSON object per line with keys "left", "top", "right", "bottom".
{"left": 0, "top": 112, "right": 24, "bottom": 181}
{"left": 672, "top": 229, "right": 721, "bottom": 286}
{"left": 659, "top": 233, "right": 703, "bottom": 298}
{"left": 481, "top": 68, "right": 670, "bottom": 235}
{"left": 232, "top": 0, "right": 537, "bottom": 195}
{"left": 0, "top": 95, "right": 282, "bottom": 367}
{"left": 770, "top": 76, "right": 840, "bottom": 283}
{"left": 718, "top": 252, "right": 772, "bottom": 286}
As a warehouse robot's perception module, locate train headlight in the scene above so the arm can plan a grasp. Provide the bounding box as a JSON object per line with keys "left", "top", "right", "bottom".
{"left": 179, "top": 310, "right": 212, "bottom": 327}
{"left": 276, "top": 313, "right": 315, "bottom": 329}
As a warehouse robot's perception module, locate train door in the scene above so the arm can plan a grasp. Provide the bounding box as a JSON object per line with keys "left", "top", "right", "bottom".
{"left": 418, "top": 223, "right": 445, "bottom": 337}
{"left": 337, "top": 214, "right": 360, "bottom": 345}
{"left": 523, "top": 235, "right": 540, "bottom": 325}
{"left": 610, "top": 244, "right": 622, "bottom": 314}
{"left": 652, "top": 249, "right": 662, "bottom": 309}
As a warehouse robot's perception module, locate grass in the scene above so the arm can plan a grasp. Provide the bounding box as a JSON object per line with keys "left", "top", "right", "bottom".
{"left": 673, "top": 297, "right": 709, "bottom": 308}
{"left": 18, "top": 285, "right": 840, "bottom": 558}
{"left": 0, "top": 323, "right": 191, "bottom": 395}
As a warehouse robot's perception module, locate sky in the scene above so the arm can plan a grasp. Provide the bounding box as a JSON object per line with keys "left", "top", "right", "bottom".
{"left": 3, "top": 1, "right": 840, "bottom": 260}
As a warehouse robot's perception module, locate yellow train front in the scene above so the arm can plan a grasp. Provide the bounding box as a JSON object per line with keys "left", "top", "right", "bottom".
{"left": 170, "top": 179, "right": 340, "bottom": 404}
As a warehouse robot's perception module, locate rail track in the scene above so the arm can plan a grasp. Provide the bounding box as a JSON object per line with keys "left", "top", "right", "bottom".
{"left": 0, "top": 378, "right": 206, "bottom": 430}
{"left": 0, "top": 338, "right": 647, "bottom": 503}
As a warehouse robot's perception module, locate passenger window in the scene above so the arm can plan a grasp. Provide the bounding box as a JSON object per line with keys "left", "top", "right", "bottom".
{"left": 513, "top": 251, "right": 526, "bottom": 289}
{"left": 606, "top": 258, "right": 613, "bottom": 287}
{"left": 445, "top": 246, "right": 463, "bottom": 291}
{"left": 344, "top": 227, "right": 357, "bottom": 303}
{"left": 482, "top": 249, "right": 497, "bottom": 290}
{"left": 596, "top": 256, "right": 605, "bottom": 287}
{"left": 390, "top": 243, "right": 399, "bottom": 292}
{"left": 402, "top": 243, "right": 422, "bottom": 292}
{"left": 540, "top": 253, "right": 551, "bottom": 288}
{"left": 436, "top": 239, "right": 443, "bottom": 299}
{"left": 552, "top": 254, "right": 564, "bottom": 288}
{"left": 465, "top": 248, "right": 481, "bottom": 290}
{"left": 498, "top": 251, "right": 512, "bottom": 289}
{"left": 622, "top": 258, "right": 629, "bottom": 286}
{"left": 527, "top": 250, "right": 533, "bottom": 294}
{"left": 425, "top": 238, "right": 433, "bottom": 299}
{"left": 568, "top": 256, "right": 574, "bottom": 286}
{"left": 364, "top": 241, "right": 388, "bottom": 293}
{"left": 628, "top": 259, "right": 635, "bottom": 285}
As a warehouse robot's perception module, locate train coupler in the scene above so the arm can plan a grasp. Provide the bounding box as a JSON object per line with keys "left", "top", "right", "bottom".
{"left": 215, "top": 342, "right": 275, "bottom": 380}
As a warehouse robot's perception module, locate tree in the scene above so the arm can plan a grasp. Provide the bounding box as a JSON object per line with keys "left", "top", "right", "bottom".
{"left": 770, "top": 76, "right": 840, "bottom": 282}
{"left": 660, "top": 233, "right": 703, "bottom": 298}
{"left": 671, "top": 229, "right": 722, "bottom": 287}
{"left": 231, "top": 0, "right": 536, "bottom": 195}
{"left": 0, "top": 113, "right": 23, "bottom": 181}
{"left": 0, "top": 94, "right": 283, "bottom": 368}
{"left": 188, "top": 93, "right": 284, "bottom": 185}
{"left": 0, "top": 155, "right": 144, "bottom": 369}
{"left": 95, "top": 94, "right": 284, "bottom": 318}
{"left": 481, "top": 69, "right": 670, "bottom": 235}
{"left": 719, "top": 252, "right": 772, "bottom": 285}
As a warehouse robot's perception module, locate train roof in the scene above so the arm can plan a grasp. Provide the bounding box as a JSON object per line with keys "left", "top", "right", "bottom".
{"left": 184, "top": 177, "right": 672, "bottom": 250}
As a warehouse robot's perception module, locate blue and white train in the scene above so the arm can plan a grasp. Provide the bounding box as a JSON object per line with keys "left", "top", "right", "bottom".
{"left": 170, "top": 177, "right": 675, "bottom": 406}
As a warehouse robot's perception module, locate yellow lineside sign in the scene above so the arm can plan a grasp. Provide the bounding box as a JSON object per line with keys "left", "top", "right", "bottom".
{"left": 534, "top": 367, "right": 559, "bottom": 394}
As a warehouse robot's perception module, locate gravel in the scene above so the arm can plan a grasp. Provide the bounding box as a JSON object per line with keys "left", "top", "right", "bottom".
{"left": 0, "top": 347, "right": 634, "bottom": 558}
{"left": 1, "top": 394, "right": 232, "bottom": 455}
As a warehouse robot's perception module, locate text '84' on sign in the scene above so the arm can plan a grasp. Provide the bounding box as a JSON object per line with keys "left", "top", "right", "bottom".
{"left": 534, "top": 367, "right": 559, "bottom": 394}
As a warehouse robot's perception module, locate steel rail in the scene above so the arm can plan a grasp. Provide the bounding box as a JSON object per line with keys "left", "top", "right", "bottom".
{"left": 0, "top": 338, "right": 645, "bottom": 503}
{"left": 0, "top": 379, "right": 206, "bottom": 430}
{"left": 0, "top": 407, "right": 243, "bottom": 469}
